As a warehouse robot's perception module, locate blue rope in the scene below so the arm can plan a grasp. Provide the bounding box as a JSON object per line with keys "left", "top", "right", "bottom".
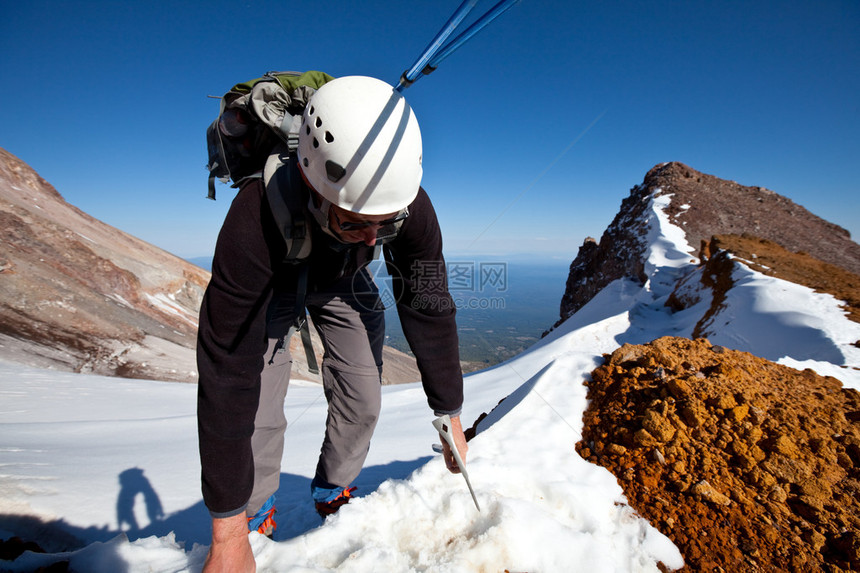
{"left": 397, "top": 0, "right": 479, "bottom": 91}
{"left": 428, "top": 0, "right": 521, "bottom": 69}
{"left": 396, "top": 0, "right": 522, "bottom": 92}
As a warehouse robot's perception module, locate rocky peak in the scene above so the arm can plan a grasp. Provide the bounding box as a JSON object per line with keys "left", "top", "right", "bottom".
{"left": 558, "top": 162, "right": 860, "bottom": 323}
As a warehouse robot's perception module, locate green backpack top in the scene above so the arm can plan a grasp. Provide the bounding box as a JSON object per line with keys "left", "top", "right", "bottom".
{"left": 205, "top": 70, "right": 335, "bottom": 200}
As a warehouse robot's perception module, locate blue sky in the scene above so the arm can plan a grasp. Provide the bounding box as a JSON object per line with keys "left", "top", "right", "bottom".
{"left": 2, "top": 0, "right": 858, "bottom": 261}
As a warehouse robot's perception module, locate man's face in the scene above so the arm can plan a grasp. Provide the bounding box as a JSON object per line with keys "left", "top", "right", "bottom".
{"left": 301, "top": 165, "right": 406, "bottom": 247}
{"left": 328, "top": 203, "right": 403, "bottom": 247}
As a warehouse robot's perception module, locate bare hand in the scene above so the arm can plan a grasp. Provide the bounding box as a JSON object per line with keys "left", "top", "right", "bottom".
{"left": 440, "top": 415, "right": 469, "bottom": 474}
{"left": 203, "top": 513, "right": 256, "bottom": 573}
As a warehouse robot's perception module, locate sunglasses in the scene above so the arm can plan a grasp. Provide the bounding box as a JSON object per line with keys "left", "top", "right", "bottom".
{"left": 332, "top": 208, "right": 409, "bottom": 232}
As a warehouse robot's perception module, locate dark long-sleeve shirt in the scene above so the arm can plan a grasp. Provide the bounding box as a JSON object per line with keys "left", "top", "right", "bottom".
{"left": 196, "top": 178, "right": 463, "bottom": 516}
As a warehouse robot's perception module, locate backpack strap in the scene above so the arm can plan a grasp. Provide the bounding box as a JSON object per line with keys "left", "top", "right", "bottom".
{"left": 279, "top": 112, "right": 303, "bottom": 154}
{"left": 293, "top": 263, "right": 319, "bottom": 375}
{"left": 263, "top": 144, "right": 318, "bottom": 375}
{"left": 264, "top": 145, "right": 312, "bottom": 260}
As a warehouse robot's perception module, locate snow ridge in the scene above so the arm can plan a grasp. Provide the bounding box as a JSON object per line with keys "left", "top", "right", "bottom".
{"left": 3, "top": 172, "right": 859, "bottom": 571}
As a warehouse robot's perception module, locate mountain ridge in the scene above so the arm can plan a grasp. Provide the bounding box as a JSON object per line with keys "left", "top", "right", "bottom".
{"left": 0, "top": 147, "right": 208, "bottom": 382}
{"left": 558, "top": 161, "right": 860, "bottom": 325}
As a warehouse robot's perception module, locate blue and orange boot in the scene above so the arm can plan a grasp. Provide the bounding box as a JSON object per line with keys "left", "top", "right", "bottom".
{"left": 247, "top": 494, "right": 277, "bottom": 538}
{"left": 311, "top": 479, "right": 357, "bottom": 518}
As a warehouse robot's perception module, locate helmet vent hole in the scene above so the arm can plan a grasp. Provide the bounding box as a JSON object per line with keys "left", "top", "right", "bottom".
{"left": 325, "top": 160, "right": 346, "bottom": 183}
{"left": 313, "top": 137, "right": 319, "bottom": 149}
{"left": 308, "top": 106, "right": 315, "bottom": 115}
{"left": 325, "top": 131, "right": 334, "bottom": 143}
{"left": 303, "top": 157, "right": 309, "bottom": 167}
{"left": 305, "top": 125, "right": 310, "bottom": 135}
{"left": 315, "top": 117, "right": 323, "bottom": 128}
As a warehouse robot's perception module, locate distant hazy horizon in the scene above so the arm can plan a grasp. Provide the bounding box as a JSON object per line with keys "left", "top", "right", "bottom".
{"left": 186, "top": 255, "right": 570, "bottom": 367}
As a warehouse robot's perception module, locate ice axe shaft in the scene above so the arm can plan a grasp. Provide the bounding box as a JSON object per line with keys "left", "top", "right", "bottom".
{"left": 433, "top": 414, "right": 481, "bottom": 511}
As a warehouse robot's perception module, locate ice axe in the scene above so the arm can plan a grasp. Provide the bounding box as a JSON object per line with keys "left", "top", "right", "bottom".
{"left": 432, "top": 414, "right": 481, "bottom": 511}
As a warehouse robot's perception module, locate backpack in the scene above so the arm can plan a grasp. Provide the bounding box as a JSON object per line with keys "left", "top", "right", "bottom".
{"left": 206, "top": 70, "right": 335, "bottom": 375}
{"left": 206, "top": 70, "right": 335, "bottom": 199}
{"left": 207, "top": 70, "right": 335, "bottom": 265}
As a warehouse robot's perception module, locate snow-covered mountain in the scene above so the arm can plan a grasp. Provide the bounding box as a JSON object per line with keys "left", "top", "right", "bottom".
{"left": 0, "top": 147, "right": 209, "bottom": 382}
{"left": 1, "top": 162, "right": 859, "bottom": 571}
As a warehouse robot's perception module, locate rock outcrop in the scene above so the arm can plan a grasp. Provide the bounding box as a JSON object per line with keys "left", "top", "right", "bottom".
{"left": 558, "top": 162, "right": 860, "bottom": 323}
{"left": 579, "top": 336, "right": 860, "bottom": 572}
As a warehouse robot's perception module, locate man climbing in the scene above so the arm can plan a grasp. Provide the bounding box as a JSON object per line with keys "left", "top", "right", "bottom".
{"left": 197, "top": 75, "right": 468, "bottom": 572}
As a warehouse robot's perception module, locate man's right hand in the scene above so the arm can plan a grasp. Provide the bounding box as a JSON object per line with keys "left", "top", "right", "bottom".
{"left": 438, "top": 415, "right": 469, "bottom": 474}
{"left": 203, "top": 513, "right": 256, "bottom": 573}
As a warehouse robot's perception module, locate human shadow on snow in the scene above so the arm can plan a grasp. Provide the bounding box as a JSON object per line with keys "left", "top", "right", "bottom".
{"left": 116, "top": 467, "right": 164, "bottom": 534}
{"left": 0, "top": 456, "right": 435, "bottom": 567}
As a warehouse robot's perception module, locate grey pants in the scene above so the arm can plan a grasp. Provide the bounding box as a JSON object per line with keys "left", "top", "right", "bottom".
{"left": 247, "top": 285, "right": 384, "bottom": 515}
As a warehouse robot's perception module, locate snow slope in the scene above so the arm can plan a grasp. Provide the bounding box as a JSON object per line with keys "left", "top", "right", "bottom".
{"left": 2, "top": 194, "right": 858, "bottom": 572}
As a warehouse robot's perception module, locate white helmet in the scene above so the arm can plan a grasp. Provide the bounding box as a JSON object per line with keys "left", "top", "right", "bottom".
{"left": 297, "top": 76, "right": 423, "bottom": 215}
